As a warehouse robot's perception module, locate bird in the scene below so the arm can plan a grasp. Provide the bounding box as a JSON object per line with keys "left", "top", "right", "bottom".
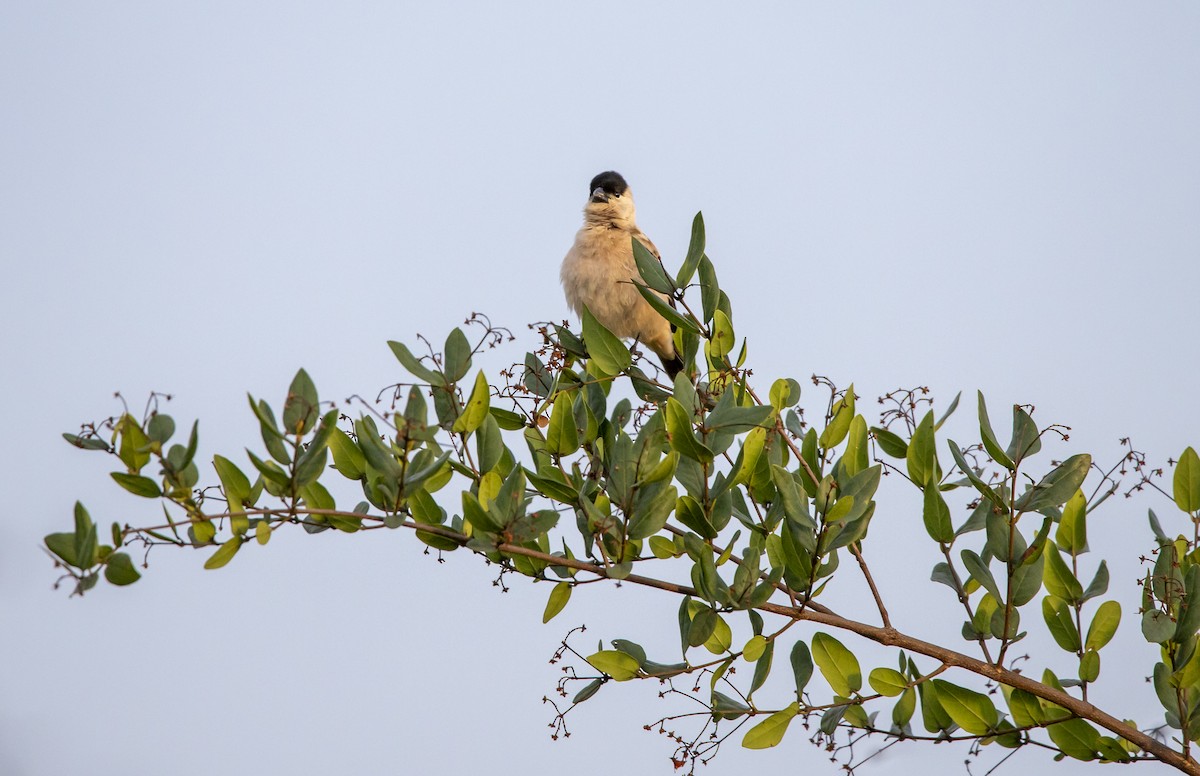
{"left": 560, "top": 171, "right": 685, "bottom": 380}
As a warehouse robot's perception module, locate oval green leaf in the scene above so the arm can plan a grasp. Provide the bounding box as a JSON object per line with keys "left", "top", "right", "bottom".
{"left": 110, "top": 472, "right": 162, "bottom": 499}
{"left": 741, "top": 702, "right": 798, "bottom": 750}
{"left": 812, "top": 632, "right": 861, "bottom": 697}
{"left": 868, "top": 667, "right": 908, "bottom": 697}
{"left": 586, "top": 650, "right": 640, "bottom": 681}
{"left": 204, "top": 537, "right": 242, "bottom": 570}
{"left": 543, "top": 582, "right": 572, "bottom": 623}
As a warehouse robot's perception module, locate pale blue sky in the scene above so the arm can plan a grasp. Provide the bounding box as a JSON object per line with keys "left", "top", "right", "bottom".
{"left": 2, "top": 4, "right": 1197, "bottom": 775}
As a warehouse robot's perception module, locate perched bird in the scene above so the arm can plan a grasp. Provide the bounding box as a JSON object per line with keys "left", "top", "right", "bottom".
{"left": 560, "top": 171, "right": 685, "bottom": 380}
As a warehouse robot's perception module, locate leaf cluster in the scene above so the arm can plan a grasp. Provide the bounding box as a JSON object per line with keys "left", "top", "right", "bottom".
{"left": 46, "top": 214, "right": 1200, "bottom": 774}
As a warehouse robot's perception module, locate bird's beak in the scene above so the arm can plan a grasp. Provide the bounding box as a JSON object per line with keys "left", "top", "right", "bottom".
{"left": 589, "top": 187, "right": 609, "bottom": 203}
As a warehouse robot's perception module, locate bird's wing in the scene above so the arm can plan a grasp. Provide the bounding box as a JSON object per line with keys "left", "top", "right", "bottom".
{"left": 632, "top": 228, "right": 661, "bottom": 260}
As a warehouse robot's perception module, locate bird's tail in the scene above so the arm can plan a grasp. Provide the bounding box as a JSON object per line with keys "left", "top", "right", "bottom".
{"left": 660, "top": 352, "right": 686, "bottom": 381}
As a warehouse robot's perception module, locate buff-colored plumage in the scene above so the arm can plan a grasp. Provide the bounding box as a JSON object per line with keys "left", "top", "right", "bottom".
{"left": 560, "top": 172, "right": 683, "bottom": 379}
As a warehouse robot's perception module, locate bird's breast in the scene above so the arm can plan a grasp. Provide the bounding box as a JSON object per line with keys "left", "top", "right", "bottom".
{"left": 560, "top": 227, "right": 646, "bottom": 337}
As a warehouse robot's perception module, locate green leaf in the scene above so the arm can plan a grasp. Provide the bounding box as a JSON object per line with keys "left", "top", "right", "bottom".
{"left": 932, "top": 679, "right": 998, "bottom": 735}
{"left": 1078, "top": 649, "right": 1100, "bottom": 683}
{"left": 1085, "top": 600, "right": 1121, "bottom": 651}
{"left": 62, "top": 432, "right": 110, "bottom": 452}
{"left": 868, "top": 667, "right": 908, "bottom": 697}
{"left": 893, "top": 687, "right": 917, "bottom": 728}
{"left": 918, "top": 680, "right": 953, "bottom": 733}
{"left": 212, "top": 454, "right": 252, "bottom": 505}
{"left": 543, "top": 582, "right": 572, "bottom": 623}
{"left": 984, "top": 511, "right": 1023, "bottom": 563}
{"left": 246, "top": 449, "right": 291, "bottom": 488}
{"left": 545, "top": 391, "right": 580, "bottom": 456}
{"left": 633, "top": 282, "right": 701, "bottom": 334}
{"left": 769, "top": 378, "right": 801, "bottom": 411}
{"left": 586, "top": 650, "right": 640, "bottom": 681}
{"left": 581, "top": 306, "right": 631, "bottom": 375}
{"left": 704, "top": 392, "right": 774, "bottom": 434}
{"left": 649, "top": 535, "right": 678, "bottom": 559}
{"left": 710, "top": 309, "right": 735, "bottom": 359}
{"left": 1056, "top": 489, "right": 1088, "bottom": 555}
{"left": 1176, "top": 447, "right": 1200, "bottom": 513}
{"left": 204, "top": 537, "right": 242, "bottom": 570}
{"left": 922, "top": 486, "right": 953, "bottom": 543}
{"left": 452, "top": 371, "right": 491, "bottom": 434}
{"left": 573, "top": 678, "right": 603, "bottom": 704}
{"left": 905, "top": 411, "right": 937, "bottom": 488}
{"left": 698, "top": 254, "right": 719, "bottom": 323}
{"left": 489, "top": 406, "right": 526, "bottom": 431}
{"left": 1142, "top": 609, "right": 1175, "bottom": 643}
{"left": 458, "top": 494, "right": 496, "bottom": 537}
{"left": 1079, "top": 560, "right": 1110, "bottom": 603}
{"left": 677, "top": 495, "right": 716, "bottom": 539}
{"left": 819, "top": 386, "right": 855, "bottom": 450}
{"left": 146, "top": 413, "right": 175, "bottom": 445}
{"left": 73, "top": 503, "right": 96, "bottom": 567}
{"left": 703, "top": 612, "right": 733, "bottom": 655}
{"left": 977, "top": 392, "right": 1015, "bottom": 470}
{"left": 1010, "top": 549, "right": 1046, "bottom": 606}
{"left": 989, "top": 598, "right": 1019, "bottom": 640}
{"left": 1015, "top": 454, "right": 1092, "bottom": 513}
{"left": 612, "top": 641, "right": 646, "bottom": 669}
{"left": 1176, "top": 564, "right": 1200, "bottom": 640}
{"left": 526, "top": 467, "right": 580, "bottom": 505}
{"left": 748, "top": 640, "right": 774, "bottom": 697}
{"left": 388, "top": 340, "right": 444, "bottom": 385}
{"left": 255, "top": 520, "right": 271, "bottom": 545}
{"left": 812, "top": 632, "right": 861, "bottom": 697}
{"left": 1046, "top": 718, "right": 1100, "bottom": 761}
{"left": 115, "top": 414, "right": 151, "bottom": 472}
{"left": 934, "top": 391, "right": 961, "bottom": 431}
{"left": 741, "top": 702, "right": 798, "bottom": 750}
{"left": 843, "top": 416, "right": 870, "bottom": 476}
{"left": 1006, "top": 406, "right": 1042, "bottom": 464}
{"left": 103, "top": 552, "right": 141, "bottom": 585}
{"left": 1148, "top": 508, "right": 1169, "bottom": 545}
{"left": 790, "top": 640, "right": 813, "bottom": 697}
{"left": 961, "top": 549, "right": 1002, "bottom": 603}
{"left": 191, "top": 519, "right": 216, "bottom": 545}
{"left": 688, "top": 606, "right": 718, "bottom": 648}
{"left": 45, "top": 532, "right": 79, "bottom": 567}
{"left": 1043, "top": 595, "right": 1082, "bottom": 652}
{"left": 1006, "top": 688, "right": 1046, "bottom": 727}
{"left": 664, "top": 397, "right": 714, "bottom": 464}
{"left": 824, "top": 494, "right": 855, "bottom": 523}
{"left": 1043, "top": 542, "right": 1083, "bottom": 603}
{"left": 180, "top": 418, "right": 199, "bottom": 465}
{"left": 871, "top": 427, "right": 907, "bottom": 459}
{"left": 742, "top": 635, "right": 767, "bottom": 663}
{"left": 631, "top": 236, "right": 673, "bottom": 294}
{"left": 712, "top": 691, "right": 751, "bottom": 720}
{"left": 328, "top": 427, "right": 366, "bottom": 480}
{"left": 110, "top": 472, "right": 162, "bottom": 498}
{"left": 819, "top": 705, "right": 847, "bottom": 735}
{"left": 401, "top": 450, "right": 452, "bottom": 495}
{"left": 947, "top": 440, "right": 1006, "bottom": 508}
{"left": 282, "top": 368, "right": 319, "bottom": 435}
{"left": 627, "top": 484, "right": 677, "bottom": 540}
{"left": 770, "top": 465, "right": 810, "bottom": 527}
{"left": 1096, "top": 737, "right": 1132, "bottom": 763}
{"left": 443, "top": 327, "right": 472, "bottom": 383}
{"left": 676, "top": 211, "right": 706, "bottom": 288}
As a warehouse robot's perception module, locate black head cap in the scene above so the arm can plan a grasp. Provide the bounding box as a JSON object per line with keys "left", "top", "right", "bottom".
{"left": 589, "top": 171, "right": 628, "bottom": 197}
